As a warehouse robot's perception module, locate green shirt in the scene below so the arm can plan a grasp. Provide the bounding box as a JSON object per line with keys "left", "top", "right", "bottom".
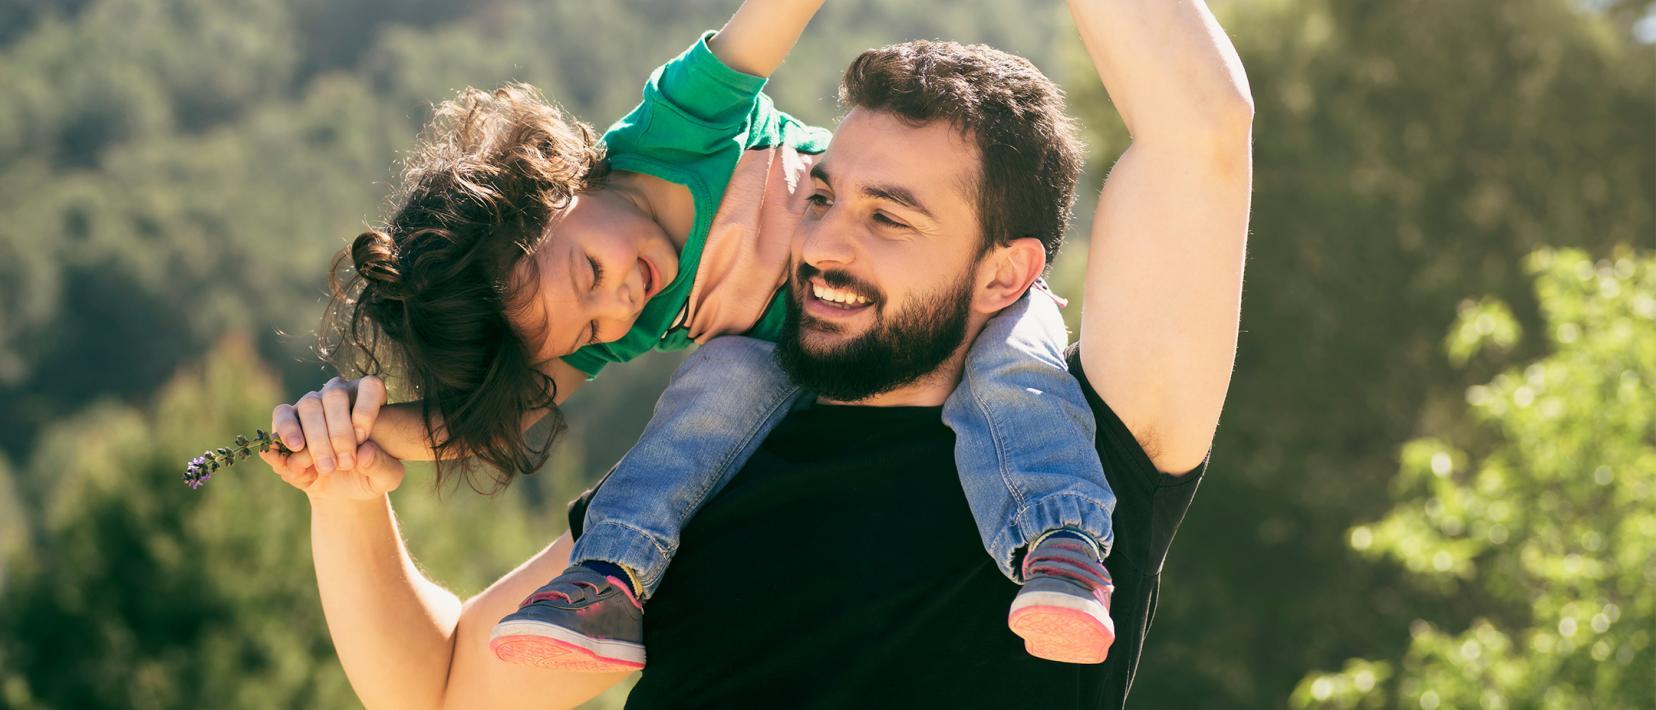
{"left": 562, "top": 32, "right": 832, "bottom": 378}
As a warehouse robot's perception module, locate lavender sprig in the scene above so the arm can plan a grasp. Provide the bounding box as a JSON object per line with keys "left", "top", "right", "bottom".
{"left": 183, "top": 429, "right": 292, "bottom": 489}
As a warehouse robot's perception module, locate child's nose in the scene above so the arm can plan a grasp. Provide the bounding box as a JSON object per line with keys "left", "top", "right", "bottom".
{"left": 600, "top": 281, "right": 638, "bottom": 320}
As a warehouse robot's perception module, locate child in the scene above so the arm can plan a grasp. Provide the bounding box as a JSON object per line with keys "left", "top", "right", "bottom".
{"left": 320, "top": 0, "right": 1119, "bottom": 674}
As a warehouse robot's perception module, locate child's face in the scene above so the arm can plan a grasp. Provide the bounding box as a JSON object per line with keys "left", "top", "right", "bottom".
{"left": 513, "top": 191, "right": 679, "bottom": 361}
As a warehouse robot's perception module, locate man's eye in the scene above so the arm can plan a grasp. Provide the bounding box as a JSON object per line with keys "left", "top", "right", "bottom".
{"left": 587, "top": 255, "right": 604, "bottom": 291}
{"left": 873, "top": 212, "right": 908, "bottom": 229}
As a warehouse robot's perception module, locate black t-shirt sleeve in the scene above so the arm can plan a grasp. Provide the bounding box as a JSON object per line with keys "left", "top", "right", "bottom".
{"left": 1065, "top": 343, "right": 1205, "bottom": 578}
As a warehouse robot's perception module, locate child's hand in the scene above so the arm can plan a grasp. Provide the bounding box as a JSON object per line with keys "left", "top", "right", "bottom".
{"left": 258, "top": 376, "right": 402, "bottom": 499}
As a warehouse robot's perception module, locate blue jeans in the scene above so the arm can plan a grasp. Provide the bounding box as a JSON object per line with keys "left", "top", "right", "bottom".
{"left": 570, "top": 289, "right": 1116, "bottom": 598}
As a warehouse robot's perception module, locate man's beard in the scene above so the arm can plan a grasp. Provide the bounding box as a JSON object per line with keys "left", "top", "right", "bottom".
{"left": 775, "top": 262, "right": 974, "bottom": 402}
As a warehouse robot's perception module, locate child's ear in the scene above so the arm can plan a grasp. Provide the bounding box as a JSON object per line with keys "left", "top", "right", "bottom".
{"left": 973, "top": 237, "right": 1048, "bottom": 314}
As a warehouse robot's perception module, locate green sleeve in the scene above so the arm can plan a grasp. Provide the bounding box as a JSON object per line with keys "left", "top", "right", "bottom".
{"left": 600, "top": 32, "right": 772, "bottom": 166}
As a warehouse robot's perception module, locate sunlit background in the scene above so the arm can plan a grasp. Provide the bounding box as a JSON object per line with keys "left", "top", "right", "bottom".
{"left": 0, "top": 1, "right": 1650, "bottom": 707}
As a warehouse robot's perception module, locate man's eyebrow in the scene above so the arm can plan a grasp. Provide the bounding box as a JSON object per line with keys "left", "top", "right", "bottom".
{"left": 810, "top": 163, "right": 936, "bottom": 220}
{"left": 863, "top": 183, "right": 934, "bottom": 220}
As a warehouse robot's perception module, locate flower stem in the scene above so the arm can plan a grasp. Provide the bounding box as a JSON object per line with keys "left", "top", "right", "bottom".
{"left": 183, "top": 429, "right": 292, "bottom": 489}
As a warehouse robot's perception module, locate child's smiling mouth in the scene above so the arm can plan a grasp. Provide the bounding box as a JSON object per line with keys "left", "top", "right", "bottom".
{"left": 638, "top": 255, "right": 662, "bottom": 301}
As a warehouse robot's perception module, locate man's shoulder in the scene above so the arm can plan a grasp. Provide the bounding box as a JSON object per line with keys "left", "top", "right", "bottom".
{"left": 1065, "top": 344, "right": 1207, "bottom": 483}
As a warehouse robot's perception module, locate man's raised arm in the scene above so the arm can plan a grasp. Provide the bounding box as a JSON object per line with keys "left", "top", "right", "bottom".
{"left": 1069, "top": 0, "right": 1254, "bottom": 474}
{"left": 280, "top": 444, "right": 626, "bottom": 709}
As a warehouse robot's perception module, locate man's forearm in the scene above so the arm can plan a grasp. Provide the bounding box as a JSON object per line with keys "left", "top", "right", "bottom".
{"left": 1067, "top": 0, "right": 1253, "bottom": 139}
{"left": 310, "top": 496, "right": 462, "bottom": 710}
{"left": 708, "top": 0, "right": 826, "bottom": 77}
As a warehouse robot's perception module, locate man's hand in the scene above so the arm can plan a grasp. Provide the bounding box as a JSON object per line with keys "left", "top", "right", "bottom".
{"left": 260, "top": 375, "right": 404, "bottom": 498}
{"left": 261, "top": 438, "right": 405, "bottom": 500}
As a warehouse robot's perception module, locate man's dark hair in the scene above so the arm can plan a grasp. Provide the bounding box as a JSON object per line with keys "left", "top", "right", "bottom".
{"left": 840, "top": 40, "right": 1085, "bottom": 262}
{"left": 320, "top": 83, "right": 608, "bottom": 493}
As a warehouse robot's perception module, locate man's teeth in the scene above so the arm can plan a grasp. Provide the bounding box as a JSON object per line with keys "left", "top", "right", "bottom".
{"left": 812, "top": 283, "right": 870, "bottom": 306}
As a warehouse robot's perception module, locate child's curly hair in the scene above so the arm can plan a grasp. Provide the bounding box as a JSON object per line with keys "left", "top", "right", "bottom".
{"left": 321, "top": 82, "right": 609, "bottom": 492}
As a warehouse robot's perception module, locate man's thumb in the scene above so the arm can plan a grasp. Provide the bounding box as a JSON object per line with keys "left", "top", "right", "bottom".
{"left": 355, "top": 441, "right": 405, "bottom": 494}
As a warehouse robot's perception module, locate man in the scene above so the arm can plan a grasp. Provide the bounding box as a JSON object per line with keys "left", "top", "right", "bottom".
{"left": 267, "top": 0, "right": 1251, "bottom": 706}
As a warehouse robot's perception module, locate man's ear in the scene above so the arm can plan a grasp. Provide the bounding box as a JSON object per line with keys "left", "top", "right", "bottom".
{"left": 973, "top": 237, "right": 1048, "bottom": 314}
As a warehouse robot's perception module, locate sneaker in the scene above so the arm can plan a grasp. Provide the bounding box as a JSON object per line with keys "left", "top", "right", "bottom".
{"left": 1007, "top": 534, "right": 1116, "bottom": 664}
{"left": 489, "top": 565, "right": 646, "bottom": 672}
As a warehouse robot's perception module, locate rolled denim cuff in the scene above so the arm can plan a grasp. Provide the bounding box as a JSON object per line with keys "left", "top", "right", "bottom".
{"left": 991, "top": 492, "right": 1117, "bottom": 583}
{"left": 571, "top": 520, "right": 676, "bottom": 600}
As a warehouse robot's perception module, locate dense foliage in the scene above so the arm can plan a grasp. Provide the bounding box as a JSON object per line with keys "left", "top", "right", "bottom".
{"left": 1067, "top": 0, "right": 1651, "bottom": 703}
{"left": 0, "top": 0, "right": 1648, "bottom": 706}
{"left": 1292, "top": 248, "right": 1654, "bottom": 708}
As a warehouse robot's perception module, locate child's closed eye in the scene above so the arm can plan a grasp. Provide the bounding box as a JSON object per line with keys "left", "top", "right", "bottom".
{"left": 587, "top": 255, "right": 604, "bottom": 290}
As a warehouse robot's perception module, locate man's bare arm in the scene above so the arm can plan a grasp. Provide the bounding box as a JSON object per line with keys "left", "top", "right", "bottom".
{"left": 1069, "top": 0, "right": 1254, "bottom": 474}
{"left": 307, "top": 487, "right": 625, "bottom": 708}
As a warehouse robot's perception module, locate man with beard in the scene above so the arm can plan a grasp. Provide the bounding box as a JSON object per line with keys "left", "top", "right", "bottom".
{"left": 273, "top": 0, "right": 1252, "bottom": 706}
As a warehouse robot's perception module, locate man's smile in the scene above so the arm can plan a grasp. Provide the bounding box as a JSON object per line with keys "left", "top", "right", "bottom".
{"left": 804, "top": 276, "right": 877, "bottom": 321}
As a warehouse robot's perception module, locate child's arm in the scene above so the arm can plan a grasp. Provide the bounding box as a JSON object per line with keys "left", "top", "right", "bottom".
{"left": 707, "top": 0, "right": 827, "bottom": 78}
{"left": 274, "top": 359, "right": 586, "bottom": 473}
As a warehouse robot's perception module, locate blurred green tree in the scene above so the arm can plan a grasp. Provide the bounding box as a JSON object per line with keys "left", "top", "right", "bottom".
{"left": 1290, "top": 246, "right": 1654, "bottom": 708}
{"left": 0, "top": 337, "right": 624, "bottom": 708}
{"left": 1062, "top": 0, "right": 1653, "bottom": 702}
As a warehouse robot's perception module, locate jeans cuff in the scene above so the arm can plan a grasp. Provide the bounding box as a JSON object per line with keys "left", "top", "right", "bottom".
{"left": 991, "top": 492, "right": 1117, "bottom": 583}
{"left": 570, "top": 520, "right": 675, "bottom": 600}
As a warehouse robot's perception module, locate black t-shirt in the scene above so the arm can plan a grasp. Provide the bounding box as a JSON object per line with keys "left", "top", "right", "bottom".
{"left": 568, "top": 349, "right": 1205, "bottom": 709}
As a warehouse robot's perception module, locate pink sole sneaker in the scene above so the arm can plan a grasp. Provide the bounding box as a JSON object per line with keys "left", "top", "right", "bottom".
{"left": 1008, "top": 602, "right": 1116, "bottom": 664}
{"left": 489, "top": 566, "right": 646, "bottom": 672}
{"left": 490, "top": 632, "right": 645, "bottom": 673}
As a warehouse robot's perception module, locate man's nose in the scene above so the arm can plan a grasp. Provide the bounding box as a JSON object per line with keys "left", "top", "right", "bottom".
{"left": 799, "top": 214, "right": 857, "bottom": 269}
